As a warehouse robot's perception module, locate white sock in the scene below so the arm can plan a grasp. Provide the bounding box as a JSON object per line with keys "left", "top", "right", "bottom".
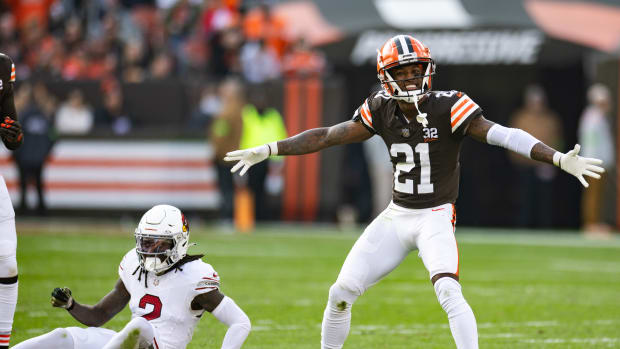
{"left": 0, "top": 281, "right": 17, "bottom": 347}
{"left": 434, "top": 277, "right": 478, "bottom": 349}
{"left": 321, "top": 283, "right": 360, "bottom": 349}
{"left": 102, "top": 317, "right": 154, "bottom": 349}
{"left": 12, "top": 328, "right": 74, "bottom": 349}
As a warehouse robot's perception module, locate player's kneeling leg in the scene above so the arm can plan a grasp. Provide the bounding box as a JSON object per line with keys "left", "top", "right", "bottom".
{"left": 434, "top": 277, "right": 478, "bottom": 349}
{"left": 321, "top": 280, "right": 362, "bottom": 349}
{"left": 12, "top": 328, "right": 75, "bottom": 349}
{"left": 0, "top": 240, "right": 18, "bottom": 347}
{"left": 102, "top": 317, "right": 154, "bottom": 349}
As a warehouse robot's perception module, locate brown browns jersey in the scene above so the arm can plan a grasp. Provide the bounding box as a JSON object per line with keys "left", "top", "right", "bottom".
{"left": 352, "top": 90, "right": 482, "bottom": 209}
{"left": 0, "top": 53, "right": 16, "bottom": 121}
{"left": 0, "top": 53, "right": 18, "bottom": 150}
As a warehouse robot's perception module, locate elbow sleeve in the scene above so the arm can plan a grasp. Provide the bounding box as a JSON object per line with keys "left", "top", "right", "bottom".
{"left": 486, "top": 124, "right": 540, "bottom": 159}
{"left": 212, "top": 296, "right": 251, "bottom": 329}
{"left": 212, "top": 297, "right": 251, "bottom": 349}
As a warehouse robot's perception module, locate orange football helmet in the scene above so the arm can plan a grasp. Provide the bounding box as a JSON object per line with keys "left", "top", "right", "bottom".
{"left": 377, "top": 35, "right": 436, "bottom": 103}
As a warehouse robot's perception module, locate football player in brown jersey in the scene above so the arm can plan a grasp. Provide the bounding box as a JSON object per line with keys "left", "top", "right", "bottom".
{"left": 224, "top": 35, "right": 604, "bottom": 349}
{"left": 0, "top": 53, "right": 23, "bottom": 349}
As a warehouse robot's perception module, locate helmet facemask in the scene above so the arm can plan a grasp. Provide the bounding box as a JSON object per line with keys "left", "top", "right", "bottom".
{"left": 135, "top": 233, "right": 182, "bottom": 275}
{"left": 379, "top": 59, "right": 435, "bottom": 103}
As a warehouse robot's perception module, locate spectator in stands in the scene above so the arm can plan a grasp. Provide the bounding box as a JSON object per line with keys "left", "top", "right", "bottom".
{"left": 211, "top": 78, "right": 244, "bottom": 225}
{"left": 94, "top": 78, "right": 132, "bottom": 135}
{"left": 12, "top": 82, "right": 56, "bottom": 215}
{"left": 240, "top": 39, "right": 280, "bottom": 83}
{"left": 187, "top": 83, "right": 221, "bottom": 135}
{"left": 508, "top": 84, "right": 563, "bottom": 228}
{"left": 62, "top": 46, "right": 90, "bottom": 80}
{"left": 55, "top": 89, "right": 94, "bottom": 136}
{"left": 62, "top": 17, "right": 83, "bottom": 53}
{"left": 180, "top": 34, "right": 208, "bottom": 79}
{"left": 0, "top": 12, "right": 20, "bottom": 61}
{"left": 282, "top": 38, "right": 326, "bottom": 77}
{"left": 100, "top": 13, "right": 125, "bottom": 60}
{"left": 20, "top": 19, "right": 53, "bottom": 79}
{"left": 207, "top": 25, "right": 244, "bottom": 78}
{"left": 121, "top": 40, "right": 147, "bottom": 82}
{"left": 148, "top": 51, "right": 176, "bottom": 79}
{"left": 164, "top": 0, "right": 201, "bottom": 50}
{"left": 242, "top": 2, "right": 288, "bottom": 59}
{"left": 5, "top": 0, "right": 55, "bottom": 32}
{"left": 83, "top": 38, "right": 113, "bottom": 80}
{"left": 578, "top": 83, "right": 615, "bottom": 236}
{"left": 200, "top": 0, "right": 238, "bottom": 38}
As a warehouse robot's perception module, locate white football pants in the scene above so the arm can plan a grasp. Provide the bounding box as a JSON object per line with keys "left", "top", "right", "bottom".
{"left": 13, "top": 318, "right": 157, "bottom": 349}
{"left": 321, "top": 202, "right": 478, "bottom": 348}
{"left": 0, "top": 175, "right": 17, "bottom": 348}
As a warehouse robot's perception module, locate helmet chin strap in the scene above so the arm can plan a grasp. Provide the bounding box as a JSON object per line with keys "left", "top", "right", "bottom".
{"left": 413, "top": 94, "right": 428, "bottom": 127}
{"left": 385, "top": 71, "right": 429, "bottom": 127}
{"left": 144, "top": 257, "right": 164, "bottom": 272}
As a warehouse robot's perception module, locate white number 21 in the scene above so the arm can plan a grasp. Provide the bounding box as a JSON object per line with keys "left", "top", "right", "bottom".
{"left": 390, "top": 143, "right": 434, "bottom": 194}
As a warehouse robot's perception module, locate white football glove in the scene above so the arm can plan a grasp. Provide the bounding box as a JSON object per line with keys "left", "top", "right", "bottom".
{"left": 555, "top": 144, "right": 605, "bottom": 188}
{"left": 224, "top": 144, "right": 272, "bottom": 176}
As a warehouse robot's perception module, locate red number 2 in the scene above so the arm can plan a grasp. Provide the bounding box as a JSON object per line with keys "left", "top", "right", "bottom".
{"left": 139, "top": 294, "right": 162, "bottom": 320}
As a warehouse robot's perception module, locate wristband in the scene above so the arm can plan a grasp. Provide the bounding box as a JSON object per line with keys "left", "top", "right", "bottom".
{"left": 67, "top": 299, "right": 75, "bottom": 311}
{"left": 267, "top": 142, "right": 278, "bottom": 156}
{"left": 552, "top": 152, "right": 562, "bottom": 167}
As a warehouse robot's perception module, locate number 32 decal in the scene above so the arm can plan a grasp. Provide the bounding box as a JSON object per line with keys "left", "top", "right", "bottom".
{"left": 390, "top": 143, "right": 434, "bottom": 194}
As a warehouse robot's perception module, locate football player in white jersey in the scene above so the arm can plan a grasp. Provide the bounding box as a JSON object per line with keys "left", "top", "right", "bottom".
{"left": 224, "top": 35, "right": 605, "bottom": 349}
{"left": 0, "top": 52, "right": 22, "bottom": 349}
{"left": 13, "top": 205, "right": 251, "bottom": 349}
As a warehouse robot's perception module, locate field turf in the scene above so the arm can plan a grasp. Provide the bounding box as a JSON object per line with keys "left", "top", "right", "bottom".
{"left": 11, "top": 224, "right": 620, "bottom": 348}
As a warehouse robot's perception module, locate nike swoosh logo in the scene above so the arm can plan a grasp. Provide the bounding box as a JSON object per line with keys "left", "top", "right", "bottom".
{"left": 432, "top": 208, "right": 445, "bottom": 211}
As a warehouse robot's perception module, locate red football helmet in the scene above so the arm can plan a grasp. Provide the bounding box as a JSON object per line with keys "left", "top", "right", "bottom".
{"left": 377, "top": 35, "right": 436, "bottom": 103}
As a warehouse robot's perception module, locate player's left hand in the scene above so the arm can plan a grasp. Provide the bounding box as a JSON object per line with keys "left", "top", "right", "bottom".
{"left": 0, "top": 116, "right": 23, "bottom": 143}
{"left": 558, "top": 144, "right": 605, "bottom": 188}
{"left": 224, "top": 144, "right": 271, "bottom": 176}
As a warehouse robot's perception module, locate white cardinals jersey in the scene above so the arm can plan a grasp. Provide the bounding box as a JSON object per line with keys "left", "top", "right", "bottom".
{"left": 118, "top": 249, "right": 221, "bottom": 349}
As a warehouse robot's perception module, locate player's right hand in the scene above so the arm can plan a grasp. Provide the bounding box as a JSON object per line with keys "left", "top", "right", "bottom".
{"left": 224, "top": 144, "right": 270, "bottom": 176}
{"left": 51, "top": 287, "right": 74, "bottom": 309}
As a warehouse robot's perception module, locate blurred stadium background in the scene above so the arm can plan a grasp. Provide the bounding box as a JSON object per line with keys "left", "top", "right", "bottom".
{"left": 2, "top": 0, "right": 620, "bottom": 347}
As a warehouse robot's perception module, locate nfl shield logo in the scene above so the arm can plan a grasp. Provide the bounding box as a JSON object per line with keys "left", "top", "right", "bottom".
{"left": 401, "top": 128, "right": 410, "bottom": 138}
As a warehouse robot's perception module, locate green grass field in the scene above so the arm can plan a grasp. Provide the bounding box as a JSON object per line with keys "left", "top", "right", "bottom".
{"left": 11, "top": 224, "right": 620, "bottom": 348}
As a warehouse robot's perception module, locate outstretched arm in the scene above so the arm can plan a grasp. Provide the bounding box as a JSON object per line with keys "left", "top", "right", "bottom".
{"left": 277, "top": 120, "right": 372, "bottom": 155}
{"left": 51, "top": 279, "right": 130, "bottom": 327}
{"left": 194, "top": 290, "right": 251, "bottom": 349}
{"left": 466, "top": 115, "right": 604, "bottom": 187}
{"left": 224, "top": 120, "right": 372, "bottom": 175}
